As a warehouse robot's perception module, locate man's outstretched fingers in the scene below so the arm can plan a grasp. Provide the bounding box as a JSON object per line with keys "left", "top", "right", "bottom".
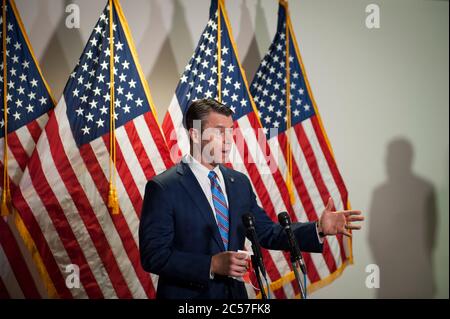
{"left": 345, "top": 224, "right": 361, "bottom": 230}
{"left": 342, "top": 230, "right": 353, "bottom": 237}
{"left": 347, "top": 215, "right": 365, "bottom": 222}
{"left": 342, "top": 210, "right": 362, "bottom": 216}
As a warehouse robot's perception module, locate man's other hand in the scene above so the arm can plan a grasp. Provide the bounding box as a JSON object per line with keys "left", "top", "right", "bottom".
{"left": 211, "top": 251, "right": 249, "bottom": 277}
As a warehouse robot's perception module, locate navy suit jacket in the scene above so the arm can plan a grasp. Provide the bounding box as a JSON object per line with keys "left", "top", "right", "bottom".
{"left": 139, "top": 161, "right": 323, "bottom": 299}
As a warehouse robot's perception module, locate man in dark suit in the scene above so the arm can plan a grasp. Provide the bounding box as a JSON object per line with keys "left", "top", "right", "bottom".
{"left": 139, "top": 99, "right": 363, "bottom": 299}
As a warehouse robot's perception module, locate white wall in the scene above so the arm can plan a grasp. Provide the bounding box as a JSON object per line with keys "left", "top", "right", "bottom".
{"left": 14, "top": 0, "right": 449, "bottom": 298}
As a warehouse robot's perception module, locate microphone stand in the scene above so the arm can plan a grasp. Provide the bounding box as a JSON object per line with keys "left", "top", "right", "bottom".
{"left": 251, "top": 254, "right": 267, "bottom": 300}
{"left": 291, "top": 255, "right": 307, "bottom": 299}
{"left": 243, "top": 213, "right": 271, "bottom": 299}
{"left": 278, "top": 212, "right": 308, "bottom": 299}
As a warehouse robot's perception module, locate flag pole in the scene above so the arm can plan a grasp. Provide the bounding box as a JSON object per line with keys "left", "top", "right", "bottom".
{"left": 107, "top": 0, "right": 119, "bottom": 214}
{"left": 282, "top": 1, "right": 308, "bottom": 298}
{"left": 217, "top": 0, "right": 222, "bottom": 103}
{"left": 1, "top": 0, "right": 12, "bottom": 217}
{"left": 282, "top": 0, "right": 295, "bottom": 205}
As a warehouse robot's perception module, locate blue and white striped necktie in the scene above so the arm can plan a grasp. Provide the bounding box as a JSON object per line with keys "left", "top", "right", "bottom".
{"left": 208, "top": 170, "right": 229, "bottom": 250}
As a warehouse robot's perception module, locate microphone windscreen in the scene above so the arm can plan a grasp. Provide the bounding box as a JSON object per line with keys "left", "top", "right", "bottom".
{"left": 278, "top": 211, "right": 291, "bottom": 227}
{"left": 242, "top": 213, "right": 254, "bottom": 228}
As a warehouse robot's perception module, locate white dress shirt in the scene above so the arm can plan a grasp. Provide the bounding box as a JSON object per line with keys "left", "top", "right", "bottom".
{"left": 182, "top": 154, "right": 228, "bottom": 223}
{"left": 182, "top": 154, "right": 230, "bottom": 279}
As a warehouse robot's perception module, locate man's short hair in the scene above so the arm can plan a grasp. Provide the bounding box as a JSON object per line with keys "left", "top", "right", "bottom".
{"left": 184, "top": 98, "right": 234, "bottom": 132}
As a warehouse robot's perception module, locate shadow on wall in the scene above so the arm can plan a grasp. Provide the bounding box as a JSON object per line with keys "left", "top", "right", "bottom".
{"left": 240, "top": 0, "right": 270, "bottom": 82}
{"left": 368, "top": 138, "right": 437, "bottom": 298}
{"left": 146, "top": 0, "right": 193, "bottom": 122}
{"left": 37, "top": 0, "right": 84, "bottom": 100}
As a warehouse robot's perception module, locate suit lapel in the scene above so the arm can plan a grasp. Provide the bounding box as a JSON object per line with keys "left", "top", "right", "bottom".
{"left": 220, "top": 165, "right": 239, "bottom": 252}
{"left": 177, "top": 162, "right": 225, "bottom": 251}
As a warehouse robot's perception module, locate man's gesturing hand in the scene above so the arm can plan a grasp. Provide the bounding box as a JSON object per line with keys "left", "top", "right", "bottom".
{"left": 211, "top": 252, "right": 249, "bottom": 277}
{"left": 318, "top": 197, "right": 364, "bottom": 237}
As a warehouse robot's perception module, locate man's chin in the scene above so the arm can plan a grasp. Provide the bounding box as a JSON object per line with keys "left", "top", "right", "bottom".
{"left": 221, "top": 153, "right": 232, "bottom": 164}
{"left": 201, "top": 153, "right": 231, "bottom": 167}
{"left": 212, "top": 154, "right": 231, "bottom": 166}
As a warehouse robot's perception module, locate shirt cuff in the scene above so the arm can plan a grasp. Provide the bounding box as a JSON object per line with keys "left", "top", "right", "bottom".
{"left": 209, "top": 264, "right": 215, "bottom": 280}
{"left": 315, "top": 221, "right": 325, "bottom": 244}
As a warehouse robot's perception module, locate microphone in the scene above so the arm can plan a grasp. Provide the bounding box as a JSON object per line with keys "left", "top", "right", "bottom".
{"left": 278, "top": 212, "right": 307, "bottom": 275}
{"left": 242, "top": 213, "right": 266, "bottom": 278}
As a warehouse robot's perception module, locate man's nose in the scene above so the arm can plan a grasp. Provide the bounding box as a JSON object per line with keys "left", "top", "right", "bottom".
{"left": 224, "top": 130, "right": 234, "bottom": 144}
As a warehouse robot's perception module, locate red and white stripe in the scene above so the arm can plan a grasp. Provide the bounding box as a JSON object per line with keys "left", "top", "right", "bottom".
{"left": 0, "top": 113, "right": 49, "bottom": 299}
{"left": 268, "top": 116, "right": 351, "bottom": 287}
{"left": 0, "top": 215, "right": 46, "bottom": 298}
{"left": 12, "top": 97, "right": 172, "bottom": 298}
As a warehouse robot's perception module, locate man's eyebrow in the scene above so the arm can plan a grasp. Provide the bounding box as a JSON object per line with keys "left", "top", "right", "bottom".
{"left": 214, "top": 124, "right": 234, "bottom": 129}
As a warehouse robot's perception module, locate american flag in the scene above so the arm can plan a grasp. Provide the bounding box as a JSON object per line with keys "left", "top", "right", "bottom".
{"left": 162, "top": 0, "right": 305, "bottom": 299}
{"left": 250, "top": 0, "right": 352, "bottom": 294}
{"left": 0, "top": 0, "right": 55, "bottom": 298}
{"left": 12, "top": 0, "right": 172, "bottom": 298}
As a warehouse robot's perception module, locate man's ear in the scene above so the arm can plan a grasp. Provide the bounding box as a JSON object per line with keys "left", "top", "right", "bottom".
{"left": 189, "top": 128, "right": 200, "bottom": 144}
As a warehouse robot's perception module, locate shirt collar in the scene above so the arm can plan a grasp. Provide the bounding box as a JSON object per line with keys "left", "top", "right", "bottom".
{"left": 183, "top": 154, "right": 221, "bottom": 177}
